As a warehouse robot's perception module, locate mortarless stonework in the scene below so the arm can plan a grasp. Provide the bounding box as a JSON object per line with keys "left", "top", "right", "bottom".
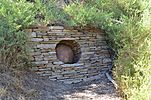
{"left": 25, "top": 25, "right": 112, "bottom": 84}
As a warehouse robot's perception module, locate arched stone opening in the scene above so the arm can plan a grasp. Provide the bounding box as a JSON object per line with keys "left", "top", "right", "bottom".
{"left": 55, "top": 40, "right": 81, "bottom": 64}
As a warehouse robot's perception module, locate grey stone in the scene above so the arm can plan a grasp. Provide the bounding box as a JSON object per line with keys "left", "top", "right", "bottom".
{"left": 61, "top": 70, "right": 76, "bottom": 74}
{"left": 44, "top": 56, "right": 53, "bottom": 61}
{"left": 39, "top": 73, "right": 52, "bottom": 76}
{"left": 49, "top": 75, "right": 62, "bottom": 79}
{"left": 83, "top": 74, "right": 101, "bottom": 82}
{"left": 103, "top": 58, "right": 112, "bottom": 64}
{"left": 42, "top": 53, "right": 49, "bottom": 56}
{"left": 31, "top": 38, "right": 43, "bottom": 42}
{"left": 37, "top": 44, "right": 56, "bottom": 49}
{"left": 52, "top": 61, "right": 64, "bottom": 65}
{"left": 82, "top": 52, "right": 95, "bottom": 55}
{"left": 34, "top": 61, "right": 48, "bottom": 65}
{"left": 57, "top": 37, "right": 79, "bottom": 40}
{"left": 61, "top": 63, "right": 84, "bottom": 67}
{"left": 63, "top": 79, "right": 82, "bottom": 84}
{"left": 31, "top": 32, "right": 37, "bottom": 37}
{"left": 43, "top": 38, "right": 49, "bottom": 41}
{"left": 48, "top": 52, "right": 56, "bottom": 55}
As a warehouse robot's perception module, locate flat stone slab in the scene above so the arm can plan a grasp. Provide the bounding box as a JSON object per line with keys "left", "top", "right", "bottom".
{"left": 52, "top": 61, "right": 64, "bottom": 65}
{"left": 61, "top": 63, "right": 84, "bottom": 67}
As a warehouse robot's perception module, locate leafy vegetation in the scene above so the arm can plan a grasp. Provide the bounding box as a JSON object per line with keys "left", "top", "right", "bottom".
{"left": 0, "top": 0, "right": 35, "bottom": 68}
{"left": 64, "top": 1, "right": 151, "bottom": 99}
{"left": 0, "top": 0, "right": 150, "bottom": 99}
{"left": 0, "top": 0, "right": 64, "bottom": 68}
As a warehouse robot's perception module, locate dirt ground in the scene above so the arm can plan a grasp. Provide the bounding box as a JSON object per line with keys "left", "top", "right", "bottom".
{"left": 0, "top": 69, "right": 122, "bottom": 100}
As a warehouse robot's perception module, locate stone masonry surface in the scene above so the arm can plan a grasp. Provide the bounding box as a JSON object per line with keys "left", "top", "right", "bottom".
{"left": 25, "top": 25, "right": 112, "bottom": 84}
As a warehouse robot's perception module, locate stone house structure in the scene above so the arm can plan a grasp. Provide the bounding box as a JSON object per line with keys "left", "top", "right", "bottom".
{"left": 25, "top": 25, "right": 112, "bottom": 84}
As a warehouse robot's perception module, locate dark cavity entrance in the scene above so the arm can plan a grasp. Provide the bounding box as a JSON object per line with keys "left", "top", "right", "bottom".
{"left": 55, "top": 40, "right": 81, "bottom": 64}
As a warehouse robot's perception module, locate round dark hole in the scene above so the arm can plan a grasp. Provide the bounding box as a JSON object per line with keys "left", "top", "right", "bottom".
{"left": 55, "top": 40, "right": 81, "bottom": 64}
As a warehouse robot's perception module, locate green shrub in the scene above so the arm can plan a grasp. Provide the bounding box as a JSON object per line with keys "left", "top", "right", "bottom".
{"left": 33, "top": 0, "right": 68, "bottom": 23}
{"left": 0, "top": 0, "right": 35, "bottom": 68}
{"left": 64, "top": 1, "right": 113, "bottom": 27}
{"left": 64, "top": 0, "right": 151, "bottom": 99}
{"left": 108, "top": 0, "right": 151, "bottom": 99}
{"left": 0, "top": 0, "right": 65, "bottom": 68}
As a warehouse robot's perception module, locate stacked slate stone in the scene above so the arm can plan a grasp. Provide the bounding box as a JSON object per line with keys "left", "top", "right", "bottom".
{"left": 25, "top": 25, "right": 112, "bottom": 84}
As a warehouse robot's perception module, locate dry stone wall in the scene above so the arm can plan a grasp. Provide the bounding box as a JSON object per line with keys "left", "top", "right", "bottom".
{"left": 25, "top": 25, "right": 112, "bottom": 84}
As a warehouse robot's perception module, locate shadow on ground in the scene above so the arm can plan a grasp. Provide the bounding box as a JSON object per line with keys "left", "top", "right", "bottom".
{"left": 0, "top": 69, "right": 122, "bottom": 100}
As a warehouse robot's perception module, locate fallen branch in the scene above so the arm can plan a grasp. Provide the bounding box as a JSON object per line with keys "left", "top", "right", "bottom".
{"left": 105, "top": 72, "right": 118, "bottom": 89}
